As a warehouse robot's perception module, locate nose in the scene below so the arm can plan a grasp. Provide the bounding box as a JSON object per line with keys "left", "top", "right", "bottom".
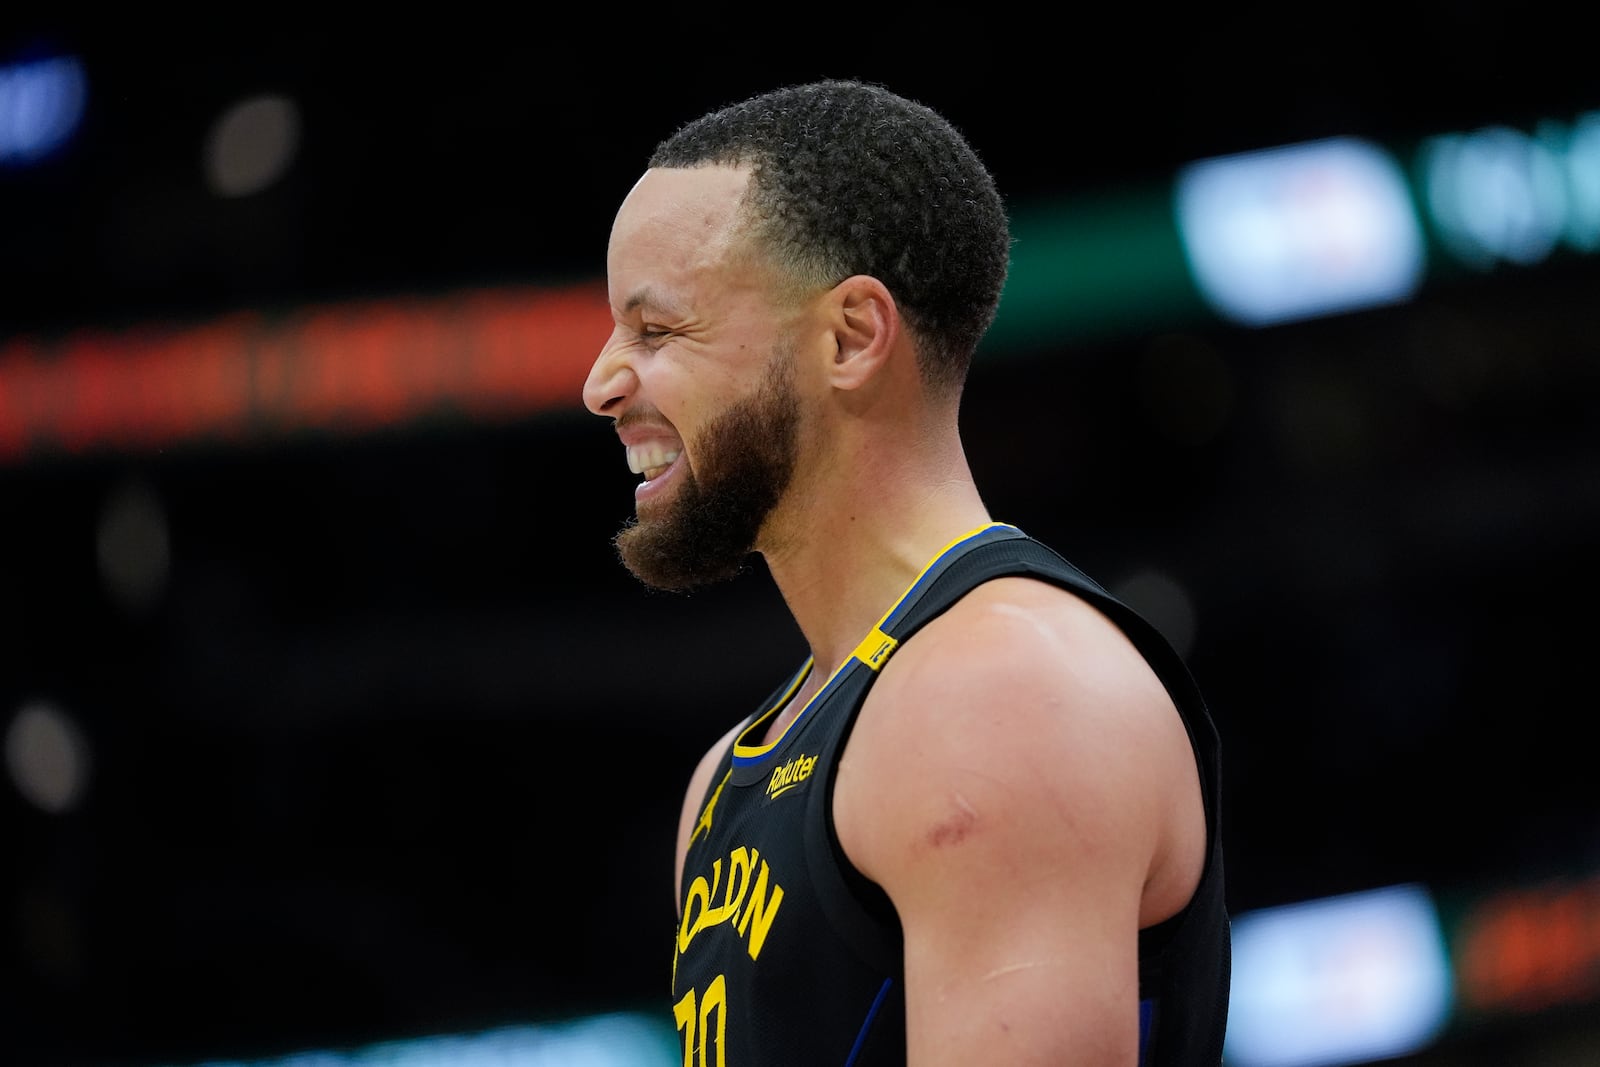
{"left": 583, "top": 328, "right": 637, "bottom": 417}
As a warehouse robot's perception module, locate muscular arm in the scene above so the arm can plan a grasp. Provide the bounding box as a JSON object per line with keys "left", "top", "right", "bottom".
{"left": 832, "top": 578, "right": 1206, "bottom": 1065}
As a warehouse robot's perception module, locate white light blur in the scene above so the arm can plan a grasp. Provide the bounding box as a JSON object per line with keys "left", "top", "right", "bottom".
{"left": 5, "top": 700, "right": 92, "bottom": 815}
{"left": 1422, "top": 124, "right": 1569, "bottom": 269}
{"left": 178, "top": 1013, "right": 678, "bottom": 1067}
{"left": 1175, "top": 137, "right": 1426, "bottom": 327}
{"left": 1110, "top": 568, "right": 1197, "bottom": 660}
{"left": 204, "top": 93, "right": 301, "bottom": 197}
{"left": 0, "top": 54, "right": 87, "bottom": 164}
{"left": 1560, "top": 111, "right": 1600, "bottom": 252}
{"left": 96, "top": 478, "right": 171, "bottom": 616}
{"left": 1225, "top": 883, "right": 1454, "bottom": 1067}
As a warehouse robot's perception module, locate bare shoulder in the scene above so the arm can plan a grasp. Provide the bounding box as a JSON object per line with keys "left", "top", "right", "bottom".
{"left": 834, "top": 575, "right": 1204, "bottom": 923}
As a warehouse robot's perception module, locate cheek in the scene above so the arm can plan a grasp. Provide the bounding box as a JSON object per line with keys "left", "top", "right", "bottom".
{"left": 648, "top": 350, "right": 752, "bottom": 427}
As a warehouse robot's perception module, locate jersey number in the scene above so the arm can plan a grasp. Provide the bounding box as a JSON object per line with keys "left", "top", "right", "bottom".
{"left": 674, "top": 973, "right": 727, "bottom": 1067}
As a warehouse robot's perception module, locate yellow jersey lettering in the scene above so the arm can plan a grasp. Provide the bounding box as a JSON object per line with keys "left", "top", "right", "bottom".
{"left": 766, "top": 753, "right": 818, "bottom": 798}
{"left": 677, "top": 846, "right": 787, "bottom": 963}
{"left": 714, "top": 847, "right": 756, "bottom": 926}
{"left": 675, "top": 977, "right": 728, "bottom": 1067}
{"left": 679, "top": 858, "right": 723, "bottom": 953}
{"left": 737, "top": 861, "right": 785, "bottom": 960}
{"left": 699, "top": 973, "right": 727, "bottom": 1067}
{"left": 673, "top": 987, "right": 696, "bottom": 1065}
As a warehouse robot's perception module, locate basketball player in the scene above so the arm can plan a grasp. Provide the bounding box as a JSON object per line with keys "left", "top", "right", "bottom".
{"left": 583, "top": 79, "right": 1230, "bottom": 1066}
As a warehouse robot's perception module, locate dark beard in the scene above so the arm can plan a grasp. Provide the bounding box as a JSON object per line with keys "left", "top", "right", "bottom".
{"left": 614, "top": 353, "right": 799, "bottom": 592}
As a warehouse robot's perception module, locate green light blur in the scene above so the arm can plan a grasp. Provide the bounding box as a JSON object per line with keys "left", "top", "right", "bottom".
{"left": 983, "top": 185, "right": 1212, "bottom": 358}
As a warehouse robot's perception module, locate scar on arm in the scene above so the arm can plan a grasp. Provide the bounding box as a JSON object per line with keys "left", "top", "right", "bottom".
{"left": 980, "top": 960, "right": 1055, "bottom": 982}
{"left": 925, "top": 790, "right": 980, "bottom": 848}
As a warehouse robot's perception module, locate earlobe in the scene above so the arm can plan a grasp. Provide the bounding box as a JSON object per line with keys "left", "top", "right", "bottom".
{"left": 829, "top": 275, "right": 899, "bottom": 391}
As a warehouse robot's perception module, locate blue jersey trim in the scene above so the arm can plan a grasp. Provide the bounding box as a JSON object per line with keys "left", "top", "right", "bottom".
{"left": 876, "top": 523, "right": 1020, "bottom": 632}
{"left": 844, "top": 977, "right": 894, "bottom": 1066}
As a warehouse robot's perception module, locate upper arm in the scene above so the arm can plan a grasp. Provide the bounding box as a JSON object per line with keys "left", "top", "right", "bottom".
{"left": 833, "top": 579, "right": 1196, "bottom": 1065}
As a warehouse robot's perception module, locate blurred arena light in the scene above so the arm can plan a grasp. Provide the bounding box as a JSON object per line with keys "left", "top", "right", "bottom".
{"left": 1224, "top": 882, "right": 1454, "bottom": 1067}
{"left": 2, "top": 107, "right": 1597, "bottom": 466}
{"left": 5, "top": 699, "right": 93, "bottom": 814}
{"left": 1420, "top": 109, "right": 1600, "bottom": 269}
{"left": 0, "top": 51, "right": 87, "bottom": 165}
{"left": 167, "top": 1011, "right": 678, "bottom": 1067}
{"left": 204, "top": 93, "right": 301, "bottom": 197}
{"left": 1174, "top": 137, "right": 1428, "bottom": 328}
{"left": 1449, "top": 871, "right": 1600, "bottom": 1023}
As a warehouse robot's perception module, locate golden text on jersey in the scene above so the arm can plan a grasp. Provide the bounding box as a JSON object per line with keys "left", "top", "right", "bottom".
{"left": 672, "top": 750, "right": 821, "bottom": 1066}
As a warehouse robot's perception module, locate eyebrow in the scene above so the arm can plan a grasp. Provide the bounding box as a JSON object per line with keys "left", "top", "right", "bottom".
{"left": 618, "top": 285, "right": 685, "bottom": 318}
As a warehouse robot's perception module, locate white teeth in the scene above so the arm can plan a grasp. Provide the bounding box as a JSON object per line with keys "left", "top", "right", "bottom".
{"left": 626, "top": 443, "right": 681, "bottom": 476}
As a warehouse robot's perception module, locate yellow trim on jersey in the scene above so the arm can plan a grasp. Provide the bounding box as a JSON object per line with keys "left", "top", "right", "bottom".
{"left": 732, "top": 521, "right": 1013, "bottom": 760}
{"left": 852, "top": 626, "right": 898, "bottom": 671}
{"left": 733, "top": 660, "right": 814, "bottom": 757}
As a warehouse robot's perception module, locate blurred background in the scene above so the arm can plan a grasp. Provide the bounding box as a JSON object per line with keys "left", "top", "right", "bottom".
{"left": 3, "top": 12, "right": 1598, "bottom": 1067}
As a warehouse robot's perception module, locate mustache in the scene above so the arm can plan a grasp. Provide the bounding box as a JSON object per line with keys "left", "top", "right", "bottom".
{"left": 615, "top": 408, "right": 673, "bottom": 433}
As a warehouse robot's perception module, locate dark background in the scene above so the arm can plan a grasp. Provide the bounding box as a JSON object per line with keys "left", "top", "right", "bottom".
{"left": 3, "top": 13, "right": 1598, "bottom": 1067}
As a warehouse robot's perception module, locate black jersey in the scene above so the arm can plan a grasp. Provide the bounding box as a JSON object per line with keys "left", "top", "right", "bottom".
{"left": 671, "top": 522, "right": 1230, "bottom": 1066}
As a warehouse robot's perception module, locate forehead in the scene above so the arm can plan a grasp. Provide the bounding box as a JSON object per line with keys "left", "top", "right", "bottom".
{"left": 607, "top": 165, "right": 753, "bottom": 312}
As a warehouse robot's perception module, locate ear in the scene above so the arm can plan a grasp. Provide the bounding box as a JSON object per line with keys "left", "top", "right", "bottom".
{"left": 825, "top": 274, "right": 900, "bottom": 392}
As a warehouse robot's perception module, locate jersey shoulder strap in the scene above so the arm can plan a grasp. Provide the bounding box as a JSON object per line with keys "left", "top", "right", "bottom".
{"left": 880, "top": 526, "right": 1221, "bottom": 781}
{"left": 881, "top": 525, "right": 1112, "bottom": 640}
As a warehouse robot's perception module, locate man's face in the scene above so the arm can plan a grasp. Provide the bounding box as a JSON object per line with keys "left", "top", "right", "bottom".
{"left": 583, "top": 166, "right": 808, "bottom": 592}
{"left": 613, "top": 347, "right": 799, "bottom": 591}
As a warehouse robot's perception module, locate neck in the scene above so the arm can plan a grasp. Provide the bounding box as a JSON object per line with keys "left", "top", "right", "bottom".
{"left": 756, "top": 416, "right": 992, "bottom": 693}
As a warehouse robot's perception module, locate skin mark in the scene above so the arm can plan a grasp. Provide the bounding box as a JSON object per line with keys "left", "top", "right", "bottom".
{"left": 979, "top": 960, "right": 1051, "bottom": 982}
{"left": 925, "top": 790, "right": 980, "bottom": 848}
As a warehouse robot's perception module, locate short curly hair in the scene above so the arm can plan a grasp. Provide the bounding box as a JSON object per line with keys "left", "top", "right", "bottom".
{"left": 649, "top": 79, "right": 1012, "bottom": 394}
